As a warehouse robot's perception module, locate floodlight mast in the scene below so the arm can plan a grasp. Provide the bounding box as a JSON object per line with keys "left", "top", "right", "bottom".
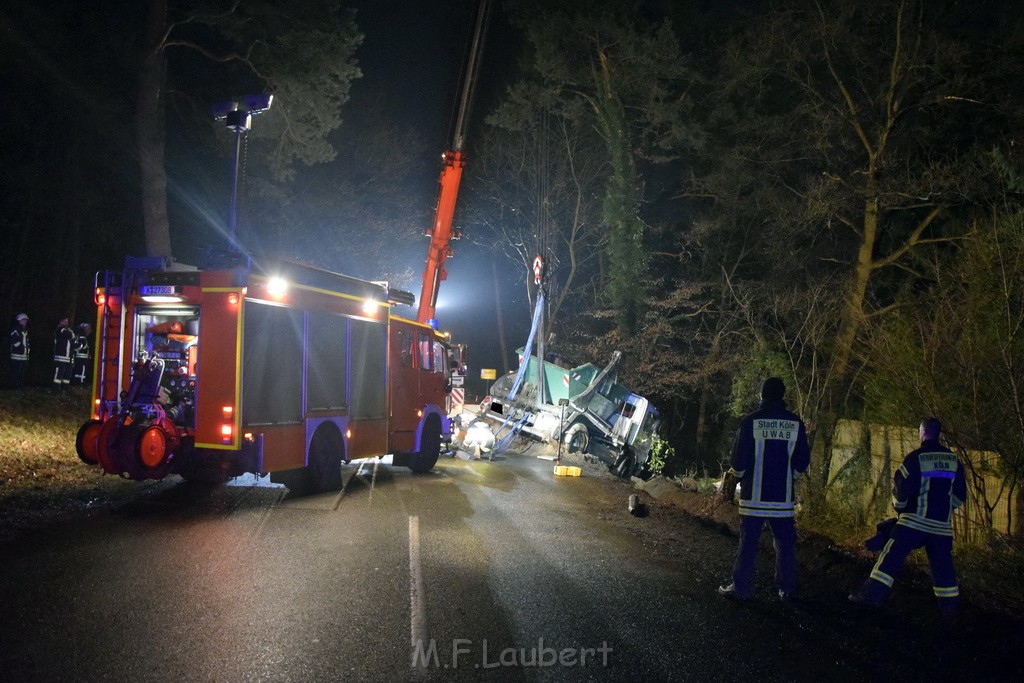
{"left": 212, "top": 95, "right": 273, "bottom": 248}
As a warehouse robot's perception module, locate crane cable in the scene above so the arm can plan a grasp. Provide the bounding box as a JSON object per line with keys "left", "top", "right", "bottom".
{"left": 536, "top": 105, "right": 551, "bottom": 293}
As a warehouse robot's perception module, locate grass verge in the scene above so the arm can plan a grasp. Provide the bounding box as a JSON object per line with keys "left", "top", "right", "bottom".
{"left": 0, "top": 387, "right": 144, "bottom": 541}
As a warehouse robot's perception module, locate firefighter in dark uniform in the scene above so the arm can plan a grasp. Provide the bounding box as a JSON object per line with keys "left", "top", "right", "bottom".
{"left": 72, "top": 322, "right": 92, "bottom": 385}
{"left": 849, "top": 417, "right": 967, "bottom": 618}
{"left": 719, "top": 377, "right": 811, "bottom": 601}
{"left": 9, "top": 313, "right": 30, "bottom": 389}
{"left": 52, "top": 317, "right": 75, "bottom": 391}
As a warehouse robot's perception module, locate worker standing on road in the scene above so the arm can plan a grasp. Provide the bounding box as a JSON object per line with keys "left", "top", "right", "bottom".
{"left": 719, "top": 377, "right": 811, "bottom": 602}
{"left": 52, "top": 317, "right": 75, "bottom": 391}
{"left": 72, "top": 322, "right": 92, "bottom": 385}
{"left": 9, "top": 313, "right": 30, "bottom": 389}
{"left": 849, "top": 417, "right": 967, "bottom": 619}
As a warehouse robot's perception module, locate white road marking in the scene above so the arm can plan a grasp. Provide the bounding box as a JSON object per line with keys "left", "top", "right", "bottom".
{"left": 408, "top": 514, "right": 428, "bottom": 670}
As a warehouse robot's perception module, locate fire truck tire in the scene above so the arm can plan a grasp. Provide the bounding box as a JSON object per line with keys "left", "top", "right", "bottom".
{"left": 308, "top": 423, "right": 344, "bottom": 491}
{"left": 563, "top": 423, "right": 590, "bottom": 454}
{"left": 409, "top": 414, "right": 442, "bottom": 473}
{"left": 75, "top": 419, "right": 103, "bottom": 466}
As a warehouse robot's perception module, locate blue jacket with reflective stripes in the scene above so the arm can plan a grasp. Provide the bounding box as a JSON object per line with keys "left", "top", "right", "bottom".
{"left": 730, "top": 399, "right": 811, "bottom": 517}
{"left": 893, "top": 439, "right": 967, "bottom": 537}
{"left": 10, "top": 328, "right": 29, "bottom": 361}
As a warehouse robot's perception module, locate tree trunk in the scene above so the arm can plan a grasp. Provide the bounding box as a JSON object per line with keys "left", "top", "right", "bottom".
{"left": 136, "top": 0, "right": 173, "bottom": 260}
{"left": 593, "top": 52, "right": 645, "bottom": 335}
{"left": 833, "top": 195, "right": 879, "bottom": 377}
{"left": 804, "top": 405, "right": 839, "bottom": 515}
{"left": 492, "top": 258, "right": 511, "bottom": 375}
{"left": 59, "top": 139, "right": 83, "bottom": 316}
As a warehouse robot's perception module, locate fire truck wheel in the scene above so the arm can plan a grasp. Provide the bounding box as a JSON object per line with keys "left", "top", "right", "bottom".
{"left": 563, "top": 423, "right": 590, "bottom": 454}
{"left": 410, "top": 414, "right": 442, "bottom": 473}
{"left": 308, "top": 423, "right": 344, "bottom": 491}
{"left": 75, "top": 419, "right": 103, "bottom": 466}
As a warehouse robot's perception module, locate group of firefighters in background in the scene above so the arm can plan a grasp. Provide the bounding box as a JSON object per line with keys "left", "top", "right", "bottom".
{"left": 6, "top": 312, "right": 91, "bottom": 390}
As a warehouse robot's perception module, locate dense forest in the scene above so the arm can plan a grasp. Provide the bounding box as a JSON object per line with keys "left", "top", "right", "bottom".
{"left": 2, "top": 1, "right": 1023, "bottom": 535}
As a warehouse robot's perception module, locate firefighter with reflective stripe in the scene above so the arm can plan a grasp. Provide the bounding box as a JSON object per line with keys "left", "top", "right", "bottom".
{"left": 52, "top": 317, "right": 74, "bottom": 390}
{"left": 850, "top": 417, "right": 967, "bottom": 617}
{"left": 9, "top": 313, "right": 30, "bottom": 389}
{"left": 72, "top": 322, "right": 92, "bottom": 385}
{"left": 719, "top": 377, "right": 811, "bottom": 601}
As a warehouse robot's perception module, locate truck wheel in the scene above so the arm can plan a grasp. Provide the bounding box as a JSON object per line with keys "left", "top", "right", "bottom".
{"left": 75, "top": 419, "right": 103, "bottom": 465}
{"left": 613, "top": 450, "right": 638, "bottom": 478}
{"left": 308, "top": 422, "right": 344, "bottom": 491}
{"left": 410, "top": 414, "right": 442, "bottom": 473}
{"left": 563, "top": 423, "right": 590, "bottom": 454}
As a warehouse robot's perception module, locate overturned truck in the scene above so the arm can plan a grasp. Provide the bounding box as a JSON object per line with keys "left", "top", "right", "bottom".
{"left": 480, "top": 350, "right": 660, "bottom": 477}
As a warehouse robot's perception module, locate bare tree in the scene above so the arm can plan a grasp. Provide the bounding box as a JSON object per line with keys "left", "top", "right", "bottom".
{"left": 135, "top": 0, "right": 363, "bottom": 259}
{"left": 476, "top": 99, "right": 607, "bottom": 332}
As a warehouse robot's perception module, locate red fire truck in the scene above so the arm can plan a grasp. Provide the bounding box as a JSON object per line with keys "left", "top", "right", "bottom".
{"left": 75, "top": 255, "right": 454, "bottom": 486}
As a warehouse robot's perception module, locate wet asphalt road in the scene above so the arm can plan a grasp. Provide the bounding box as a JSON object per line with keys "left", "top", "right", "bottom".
{"left": 0, "top": 451, "right": 1021, "bottom": 682}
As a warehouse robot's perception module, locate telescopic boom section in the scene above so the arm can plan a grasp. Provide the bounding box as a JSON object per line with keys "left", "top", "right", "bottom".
{"left": 416, "top": 0, "right": 490, "bottom": 326}
{"left": 417, "top": 150, "right": 465, "bottom": 325}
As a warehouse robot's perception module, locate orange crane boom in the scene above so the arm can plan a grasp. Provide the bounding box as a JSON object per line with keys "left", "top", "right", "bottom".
{"left": 416, "top": 0, "right": 490, "bottom": 326}
{"left": 417, "top": 149, "right": 466, "bottom": 325}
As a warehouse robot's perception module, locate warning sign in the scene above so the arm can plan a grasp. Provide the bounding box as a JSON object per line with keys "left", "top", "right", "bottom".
{"left": 480, "top": 368, "right": 497, "bottom": 380}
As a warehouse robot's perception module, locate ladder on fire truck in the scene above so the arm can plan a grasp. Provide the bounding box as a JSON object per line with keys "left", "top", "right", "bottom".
{"left": 95, "top": 269, "right": 125, "bottom": 419}
{"left": 94, "top": 257, "right": 168, "bottom": 419}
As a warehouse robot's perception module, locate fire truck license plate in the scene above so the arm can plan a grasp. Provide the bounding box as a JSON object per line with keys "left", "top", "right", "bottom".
{"left": 141, "top": 285, "right": 176, "bottom": 296}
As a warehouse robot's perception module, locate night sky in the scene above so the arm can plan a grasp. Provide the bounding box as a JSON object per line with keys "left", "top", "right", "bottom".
{"left": 344, "top": 0, "right": 530, "bottom": 390}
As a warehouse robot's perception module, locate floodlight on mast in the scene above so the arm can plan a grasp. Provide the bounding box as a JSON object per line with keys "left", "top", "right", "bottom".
{"left": 211, "top": 94, "right": 274, "bottom": 246}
